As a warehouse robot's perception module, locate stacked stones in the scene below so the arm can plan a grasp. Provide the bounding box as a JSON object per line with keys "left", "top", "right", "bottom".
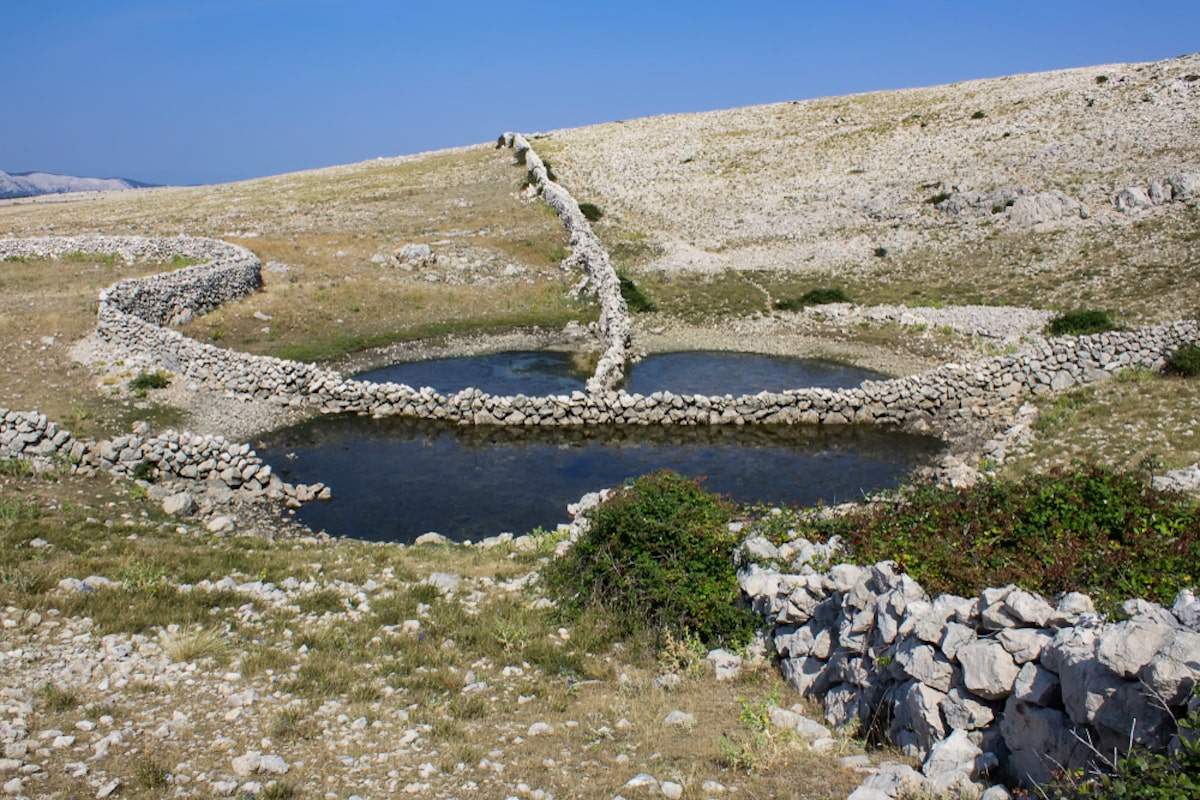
{"left": 0, "top": 409, "right": 324, "bottom": 504}
{"left": 505, "top": 132, "right": 632, "bottom": 392}
{"left": 739, "top": 544, "right": 1200, "bottom": 792}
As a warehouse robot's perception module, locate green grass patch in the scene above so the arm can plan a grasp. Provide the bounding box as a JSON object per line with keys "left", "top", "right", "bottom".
{"left": 774, "top": 287, "right": 851, "bottom": 311}
{"left": 618, "top": 272, "right": 657, "bottom": 313}
{"left": 1165, "top": 344, "right": 1200, "bottom": 378}
{"left": 129, "top": 370, "right": 171, "bottom": 395}
{"left": 781, "top": 466, "right": 1200, "bottom": 614}
{"left": 578, "top": 202, "right": 604, "bottom": 222}
{"left": 62, "top": 251, "right": 117, "bottom": 266}
{"left": 1047, "top": 309, "right": 1119, "bottom": 336}
{"left": 543, "top": 471, "right": 756, "bottom": 647}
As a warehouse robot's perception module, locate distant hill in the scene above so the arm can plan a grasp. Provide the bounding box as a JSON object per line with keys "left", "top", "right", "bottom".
{"left": 0, "top": 169, "right": 156, "bottom": 199}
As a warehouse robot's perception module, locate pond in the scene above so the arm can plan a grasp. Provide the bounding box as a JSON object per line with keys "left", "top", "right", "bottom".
{"left": 355, "top": 350, "right": 888, "bottom": 397}
{"left": 257, "top": 418, "right": 942, "bottom": 543}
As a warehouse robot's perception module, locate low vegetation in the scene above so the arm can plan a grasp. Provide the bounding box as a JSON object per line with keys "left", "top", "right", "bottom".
{"left": 1003, "top": 367, "right": 1200, "bottom": 475}
{"left": 1045, "top": 697, "right": 1200, "bottom": 799}
{"left": 774, "top": 287, "right": 851, "bottom": 310}
{"left": 1165, "top": 343, "right": 1200, "bottom": 377}
{"left": 544, "top": 471, "right": 757, "bottom": 647}
{"left": 1047, "top": 309, "right": 1119, "bottom": 336}
{"left": 129, "top": 370, "right": 171, "bottom": 395}
{"left": 618, "top": 271, "right": 657, "bottom": 312}
{"left": 578, "top": 202, "right": 604, "bottom": 222}
{"left": 0, "top": 468, "right": 862, "bottom": 798}
{"left": 761, "top": 465, "right": 1200, "bottom": 614}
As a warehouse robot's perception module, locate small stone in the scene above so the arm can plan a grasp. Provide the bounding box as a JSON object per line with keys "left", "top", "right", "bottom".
{"left": 162, "top": 492, "right": 196, "bottom": 517}
{"left": 660, "top": 781, "right": 683, "bottom": 799}
{"left": 663, "top": 710, "right": 695, "bottom": 727}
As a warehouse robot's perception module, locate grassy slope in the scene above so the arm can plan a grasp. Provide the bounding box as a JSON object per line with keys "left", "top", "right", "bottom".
{"left": 0, "top": 468, "right": 864, "bottom": 799}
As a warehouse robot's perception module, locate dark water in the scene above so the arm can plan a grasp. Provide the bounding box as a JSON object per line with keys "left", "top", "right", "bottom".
{"left": 356, "top": 350, "right": 887, "bottom": 397}
{"left": 258, "top": 418, "right": 942, "bottom": 543}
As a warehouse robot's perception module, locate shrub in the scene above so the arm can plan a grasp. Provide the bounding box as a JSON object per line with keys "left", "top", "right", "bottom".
{"left": 130, "top": 461, "right": 156, "bottom": 483}
{"left": 873, "top": 246, "right": 888, "bottom": 258}
{"left": 1165, "top": 344, "right": 1200, "bottom": 378}
{"left": 785, "top": 466, "right": 1200, "bottom": 614}
{"left": 578, "top": 202, "right": 604, "bottom": 222}
{"left": 1045, "top": 699, "right": 1199, "bottom": 799}
{"left": 129, "top": 370, "right": 171, "bottom": 394}
{"left": 542, "top": 471, "right": 756, "bottom": 647}
{"left": 618, "top": 272, "right": 657, "bottom": 312}
{"left": 971, "top": 110, "right": 987, "bottom": 119}
{"left": 925, "top": 191, "right": 952, "bottom": 205}
{"left": 1094, "top": 74, "right": 1109, "bottom": 84}
{"left": 1047, "top": 309, "right": 1119, "bottom": 336}
{"left": 774, "top": 287, "right": 851, "bottom": 311}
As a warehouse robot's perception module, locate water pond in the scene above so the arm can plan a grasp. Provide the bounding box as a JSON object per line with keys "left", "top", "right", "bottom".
{"left": 355, "top": 349, "right": 888, "bottom": 397}
{"left": 258, "top": 418, "right": 941, "bottom": 543}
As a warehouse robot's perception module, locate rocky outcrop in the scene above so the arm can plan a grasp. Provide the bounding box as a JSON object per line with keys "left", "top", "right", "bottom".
{"left": 742, "top": 549, "right": 1200, "bottom": 792}
{"left": 1115, "top": 172, "right": 1200, "bottom": 212}
{"left": 1006, "top": 191, "right": 1087, "bottom": 227}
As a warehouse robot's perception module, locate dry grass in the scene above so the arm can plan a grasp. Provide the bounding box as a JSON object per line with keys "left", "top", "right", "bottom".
{"left": 0, "top": 254, "right": 187, "bottom": 437}
{"left": 1, "top": 146, "right": 598, "bottom": 369}
{"left": 2, "top": 467, "right": 868, "bottom": 799}
{"left": 1003, "top": 369, "right": 1200, "bottom": 476}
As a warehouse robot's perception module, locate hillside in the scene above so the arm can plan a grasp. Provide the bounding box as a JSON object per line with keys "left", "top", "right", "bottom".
{"left": 0, "top": 169, "right": 152, "bottom": 199}
{"left": 544, "top": 53, "right": 1200, "bottom": 322}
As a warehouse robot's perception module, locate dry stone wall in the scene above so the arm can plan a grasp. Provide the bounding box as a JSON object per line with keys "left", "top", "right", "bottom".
{"left": 0, "top": 408, "right": 325, "bottom": 504}
{"left": 738, "top": 544, "right": 1200, "bottom": 793}
{"left": 2, "top": 141, "right": 1198, "bottom": 436}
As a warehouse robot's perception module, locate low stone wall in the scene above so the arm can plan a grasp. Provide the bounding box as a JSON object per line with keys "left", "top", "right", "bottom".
{"left": 505, "top": 132, "right": 632, "bottom": 391}
{"left": 0, "top": 408, "right": 324, "bottom": 504}
{"left": 738, "top": 545, "right": 1200, "bottom": 792}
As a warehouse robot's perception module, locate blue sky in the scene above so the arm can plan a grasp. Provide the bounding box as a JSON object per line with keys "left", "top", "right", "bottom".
{"left": 3, "top": 1, "right": 1197, "bottom": 186}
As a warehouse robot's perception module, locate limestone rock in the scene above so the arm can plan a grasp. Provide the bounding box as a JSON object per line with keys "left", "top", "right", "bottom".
{"left": 957, "top": 640, "right": 1019, "bottom": 700}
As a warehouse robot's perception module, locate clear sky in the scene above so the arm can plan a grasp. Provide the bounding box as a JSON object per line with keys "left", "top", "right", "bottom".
{"left": 3, "top": 1, "right": 1197, "bottom": 186}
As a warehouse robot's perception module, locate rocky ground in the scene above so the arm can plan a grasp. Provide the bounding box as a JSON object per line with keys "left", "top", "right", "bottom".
{"left": 546, "top": 54, "right": 1200, "bottom": 323}
{"left": 1, "top": 469, "right": 888, "bottom": 800}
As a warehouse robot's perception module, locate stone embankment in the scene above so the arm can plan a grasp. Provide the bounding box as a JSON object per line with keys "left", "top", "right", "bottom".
{"left": 738, "top": 541, "right": 1200, "bottom": 795}
{"left": 0, "top": 409, "right": 325, "bottom": 506}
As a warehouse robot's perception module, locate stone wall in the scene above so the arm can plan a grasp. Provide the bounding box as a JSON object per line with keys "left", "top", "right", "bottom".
{"left": 0, "top": 408, "right": 324, "bottom": 505}
{"left": 506, "top": 133, "right": 632, "bottom": 391}
{"left": 738, "top": 544, "right": 1200, "bottom": 792}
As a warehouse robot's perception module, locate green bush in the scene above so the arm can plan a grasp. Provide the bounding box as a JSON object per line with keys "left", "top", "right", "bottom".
{"left": 129, "top": 371, "right": 171, "bottom": 393}
{"left": 542, "top": 471, "right": 756, "bottom": 647}
{"left": 774, "top": 287, "right": 851, "bottom": 311}
{"left": 971, "top": 110, "right": 987, "bottom": 119}
{"left": 926, "top": 192, "right": 952, "bottom": 205}
{"left": 1047, "top": 309, "right": 1119, "bottom": 336}
{"left": 579, "top": 202, "right": 604, "bottom": 222}
{"left": 873, "top": 246, "right": 888, "bottom": 258}
{"left": 618, "top": 272, "right": 657, "bottom": 312}
{"left": 785, "top": 466, "right": 1200, "bottom": 614}
{"left": 1165, "top": 344, "right": 1200, "bottom": 378}
{"left": 1045, "top": 700, "right": 1199, "bottom": 799}
{"left": 130, "top": 461, "right": 156, "bottom": 483}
